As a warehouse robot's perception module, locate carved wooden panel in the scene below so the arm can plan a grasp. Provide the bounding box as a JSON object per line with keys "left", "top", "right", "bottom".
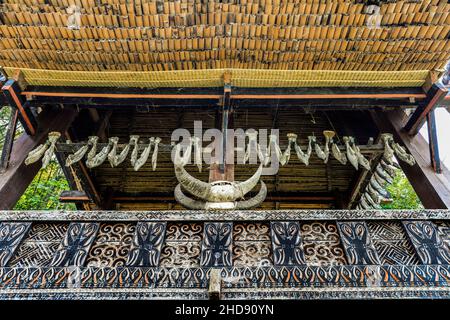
{"left": 435, "top": 221, "right": 450, "bottom": 251}
{"left": 200, "top": 222, "right": 232, "bottom": 267}
{"left": 403, "top": 221, "right": 450, "bottom": 264}
{"left": 50, "top": 223, "right": 99, "bottom": 267}
{"left": 0, "top": 222, "right": 31, "bottom": 266}
{"left": 368, "top": 222, "right": 419, "bottom": 265}
{"left": 86, "top": 223, "right": 135, "bottom": 267}
{"left": 160, "top": 223, "right": 203, "bottom": 268}
{"left": 270, "top": 221, "right": 306, "bottom": 266}
{"left": 300, "top": 222, "right": 347, "bottom": 266}
{"left": 337, "top": 222, "right": 381, "bottom": 265}
{"left": 126, "top": 222, "right": 166, "bottom": 267}
{"left": 8, "top": 223, "right": 68, "bottom": 267}
{"left": 233, "top": 223, "right": 272, "bottom": 267}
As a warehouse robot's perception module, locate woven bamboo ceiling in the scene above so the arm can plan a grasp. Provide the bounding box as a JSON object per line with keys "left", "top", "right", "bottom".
{"left": 1, "top": 0, "right": 450, "bottom": 87}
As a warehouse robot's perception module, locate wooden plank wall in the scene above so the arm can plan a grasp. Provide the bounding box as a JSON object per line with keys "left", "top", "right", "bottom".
{"left": 65, "top": 107, "right": 379, "bottom": 210}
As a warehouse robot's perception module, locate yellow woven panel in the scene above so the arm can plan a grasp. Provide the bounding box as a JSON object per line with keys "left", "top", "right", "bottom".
{"left": 3, "top": 67, "right": 428, "bottom": 88}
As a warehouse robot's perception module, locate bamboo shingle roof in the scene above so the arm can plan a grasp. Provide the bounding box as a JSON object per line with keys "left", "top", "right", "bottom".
{"left": 1, "top": 0, "right": 450, "bottom": 87}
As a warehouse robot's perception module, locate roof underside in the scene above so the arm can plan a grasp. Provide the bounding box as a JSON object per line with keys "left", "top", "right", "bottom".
{"left": 1, "top": 0, "right": 450, "bottom": 87}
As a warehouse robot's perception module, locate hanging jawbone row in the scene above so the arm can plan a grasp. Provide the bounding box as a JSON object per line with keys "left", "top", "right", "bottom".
{"left": 25, "top": 131, "right": 415, "bottom": 171}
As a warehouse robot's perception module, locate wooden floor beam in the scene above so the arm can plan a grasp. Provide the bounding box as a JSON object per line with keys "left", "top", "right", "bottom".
{"left": 0, "top": 107, "right": 78, "bottom": 209}
{"left": 370, "top": 109, "right": 450, "bottom": 209}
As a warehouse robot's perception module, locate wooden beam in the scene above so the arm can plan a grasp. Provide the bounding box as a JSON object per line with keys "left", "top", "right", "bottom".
{"left": 59, "top": 190, "right": 89, "bottom": 202}
{"left": 347, "top": 152, "right": 383, "bottom": 209}
{"left": 371, "top": 109, "right": 450, "bottom": 209}
{"left": 0, "top": 107, "right": 77, "bottom": 209}
{"left": 426, "top": 110, "right": 442, "bottom": 174}
{"left": 2, "top": 79, "right": 37, "bottom": 135}
{"left": 404, "top": 84, "right": 448, "bottom": 136}
{"left": 56, "top": 142, "right": 384, "bottom": 155}
{"left": 0, "top": 108, "right": 19, "bottom": 173}
{"left": 66, "top": 195, "right": 336, "bottom": 204}
{"left": 23, "top": 86, "right": 425, "bottom": 109}
{"left": 54, "top": 149, "right": 85, "bottom": 210}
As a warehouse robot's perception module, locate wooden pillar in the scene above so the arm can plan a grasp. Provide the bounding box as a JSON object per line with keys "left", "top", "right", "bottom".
{"left": 209, "top": 74, "right": 234, "bottom": 183}
{"left": 0, "top": 107, "right": 78, "bottom": 209}
{"left": 370, "top": 109, "right": 450, "bottom": 209}
{"left": 0, "top": 108, "right": 19, "bottom": 172}
{"left": 426, "top": 110, "right": 441, "bottom": 173}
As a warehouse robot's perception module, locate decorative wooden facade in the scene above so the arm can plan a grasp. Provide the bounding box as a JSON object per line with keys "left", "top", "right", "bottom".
{"left": 0, "top": 0, "right": 450, "bottom": 299}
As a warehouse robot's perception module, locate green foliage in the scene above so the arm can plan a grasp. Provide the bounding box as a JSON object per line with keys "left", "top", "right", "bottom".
{"left": 14, "top": 160, "right": 76, "bottom": 210}
{"left": 381, "top": 169, "right": 423, "bottom": 209}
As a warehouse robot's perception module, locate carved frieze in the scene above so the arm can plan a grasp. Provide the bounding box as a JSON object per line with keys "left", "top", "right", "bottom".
{"left": 160, "top": 223, "right": 203, "bottom": 268}
{"left": 270, "top": 221, "right": 306, "bottom": 266}
{"left": 8, "top": 223, "right": 68, "bottom": 267}
{"left": 200, "top": 222, "right": 233, "bottom": 267}
{"left": 126, "top": 222, "right": 166, "bottom": 267}
{"left": 337, "top": 222, "right": 380, "bottom": 265}
{"left": 368, "top": 222, "right": 419, "bottom": 265}
{"left": 86, "top": 223, "right": 135, "bottom": 267}
{"left": 403, "top": 221, "right": 450, "bottom": 264}
{"left": 0, "top": 222, "right": 31, "bottom": 266}
{"left": 50, "top": 223, "right": 99, "bottom": 267}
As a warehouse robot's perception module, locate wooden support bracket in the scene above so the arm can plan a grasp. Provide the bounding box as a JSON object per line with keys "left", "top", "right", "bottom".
{"left": 404, "top": 84, "right": 448, "bottom": 136}
{"left": 371, "top": 109, "right": 450, "bottom": 209}
{"left": 2, "top": 79, "right": 37, "bottom": 135}
{"left": 0, "top": 107, "right": 78, "bottom": 209}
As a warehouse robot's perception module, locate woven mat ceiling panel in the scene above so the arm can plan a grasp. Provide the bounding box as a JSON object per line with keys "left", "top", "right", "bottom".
{"left": 1, "top": 0, "right": 449, "bottom": 87}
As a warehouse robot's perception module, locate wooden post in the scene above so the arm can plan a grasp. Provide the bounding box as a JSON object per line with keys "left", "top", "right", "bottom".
{"left": 208, "top": 268, "right": 222, "bottom": 300}
{"left": 370, "top": 109, "right": 450, "bottom": 209}
{"left": 426, "top": 110, "right": 441, "bottom": 173}
{"left": 0, "top": 108, "right": 19, "bottom": 172}
{"left": 209, "top": 73, "right": 234, "bottom": 183}
{"left": 0, "top": 107, "right": 78, "bottom": 209}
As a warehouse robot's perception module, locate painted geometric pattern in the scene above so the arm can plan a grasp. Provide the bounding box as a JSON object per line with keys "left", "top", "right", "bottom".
{"left": 300, "top": 222, "right": 347, "bottom": 266}
{"left": 126, "top": 222, "right": 166, "bottom": 267}
{"left": 160, "top": 223, "right": 203, "bottom": 268}
{"left": 0, "top": 222, "right": 31, "bottom": 266}
{"left": 233, "top": 223, "right": 272, "bottom": 267}
{"left": 200, "top": 222, "right": 233, "bottom": 267}
{"left": 271, "top": 221, "right": 306, "bottom": 266}
{"left": 1, "top": 265, "right": 449, "bottom": 292}
{"left": 86, "top": 223, "right": 135, "bottom": 267}
{"left": 50, "top": 223, "right": 99, "bottom": 267}
{"left": 367, "top": 222, "right": 420, "bottom": 265}
{"left": 435, "top": 221, "right": 450, "bottom": 251}
{"left": 337, "top": 222, "right": 381, "bottom": 265}
{"left": 403, "top": 221, "right": 450, "bottom": 264}
{"left": 8, "top": 223, "right": 68, "bottom": 267}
